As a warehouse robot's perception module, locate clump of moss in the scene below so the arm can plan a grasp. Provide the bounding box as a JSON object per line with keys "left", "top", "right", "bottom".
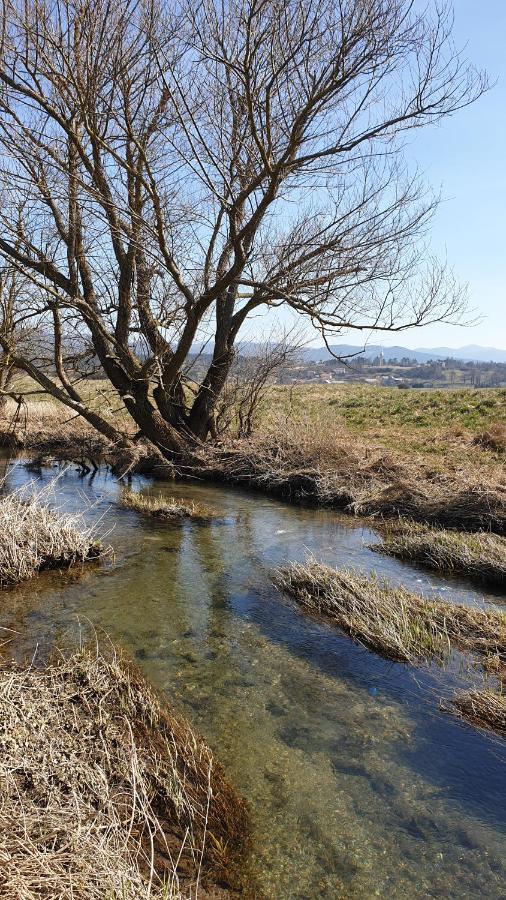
{"left": 0, "top": 486, "right": 102, "bottom": 587}
{"left": 371, "top": 523, "right": 506, "bottom": 586}
{"left": 0, "top": 647, "right": 249, "bottom": 898}
{"left": 121, "top": 490, "right": 213, "bottom": 523}
{"left": 273, "top": 559, "right": 506, "bottom": 664}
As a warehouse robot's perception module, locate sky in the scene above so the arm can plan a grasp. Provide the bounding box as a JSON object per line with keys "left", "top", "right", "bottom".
{"left": 247, "top": 2, "right": 506, "bottom": 351}
{"left": 393, "top": 0, "right": 506, "bottom": 350}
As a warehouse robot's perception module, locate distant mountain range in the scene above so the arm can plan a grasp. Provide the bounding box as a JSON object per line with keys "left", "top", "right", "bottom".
{"left": 300, "top": 343, "right": 506, "bottom": 364}
{"left": 193, "top": 341, "right": 506, "bottom": 364}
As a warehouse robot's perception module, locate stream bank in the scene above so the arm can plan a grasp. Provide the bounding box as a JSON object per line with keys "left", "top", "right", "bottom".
{"left": 1, "top": 458, "right": 506, "bottom": 898}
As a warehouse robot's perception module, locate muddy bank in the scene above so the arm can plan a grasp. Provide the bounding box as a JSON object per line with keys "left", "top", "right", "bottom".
{"left": 186, "top": 443, "right": 506, "bottom": 535}
{"left": 0, "top": 647, "right": 250, "bottom": 899}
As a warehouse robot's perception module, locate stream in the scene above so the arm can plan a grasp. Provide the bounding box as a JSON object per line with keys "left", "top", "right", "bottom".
{"left": 1, "top": 458, "right": 505, "bottom": 899}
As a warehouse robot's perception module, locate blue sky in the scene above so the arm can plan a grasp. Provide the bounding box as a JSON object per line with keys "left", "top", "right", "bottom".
{"left": 393, "top": 0, "right": 506, "bottom": 350}
{"left": 248, "top": 2, "right": 505, "bottom": 351}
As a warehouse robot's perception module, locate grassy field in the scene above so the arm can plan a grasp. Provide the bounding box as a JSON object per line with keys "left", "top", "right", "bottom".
{"left": 260, "top": 384, "right": 506, "bottom": 473}
{"left": 8, "top": 375, "right": 506, "bottom": 463}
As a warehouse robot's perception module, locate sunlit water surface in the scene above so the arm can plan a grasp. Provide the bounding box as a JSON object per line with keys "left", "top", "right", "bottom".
{"left": 1, "top": 459, "right": 506, "bottom": 899}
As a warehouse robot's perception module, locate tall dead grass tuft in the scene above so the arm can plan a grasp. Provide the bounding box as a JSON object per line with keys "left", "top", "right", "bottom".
{"left": 120, "top": 490, "right": 214, "bottom": 523}
{"left": 0, "top": 483, "right": 103, "bottom": 587}
{"left": 371, "top": 523, "right": 506, "bottom": 586}
{"left": 448, "top": 689, "right": 506, "bottom": 737}
{"left": 473, "top": 423, "right": 506, "bottom": 454}
{"left": 273, "top": 559, "right": 506, "bottom": 664}
{"left": 0, "top": 646, "right": 249, "bottom": 899}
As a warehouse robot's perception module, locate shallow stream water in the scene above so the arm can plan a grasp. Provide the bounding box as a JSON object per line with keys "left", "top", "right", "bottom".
{"left": 1, "top": 459, "right": 506, "bottom": 899}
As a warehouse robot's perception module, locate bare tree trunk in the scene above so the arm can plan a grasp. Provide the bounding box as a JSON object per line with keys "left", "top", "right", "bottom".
{"left": 0, "top": 0, "right": 483, "bottom": 458}
{"left": 188, "top": 349, "right": 235, "bottom": 440}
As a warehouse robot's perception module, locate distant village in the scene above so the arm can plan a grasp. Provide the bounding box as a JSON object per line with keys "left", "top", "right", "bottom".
{"left": 276, "top": 352, "right": 506, "bottom": 389}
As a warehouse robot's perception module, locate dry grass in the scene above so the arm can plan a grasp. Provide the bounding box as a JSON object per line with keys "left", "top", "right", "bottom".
{"left": 121, "top": 490, "right": 213, "bottom": 523}
{"left": 4, "top": 388, "right": 506, "bottom": 533}
{"left": 207, "top": 425, "right": 506, "bottom": 533}
{"left": 371, "top": 523, "right": 506, "bottom": 586}
{"left": 0, "top": 484, "right": 102, "bottom": 587}
{"left": 0, "top": 646, "right": 249, "bottom": 899}
{"left": 473, "top": 423, "right": 506, "bottom": 454}
{"left": 262, "top": 384, "right": 506, "bottom": 470}
{"left": 273, "top": 559, "right": 506, "bottom": 664}
{"left": 448, "top": 689, "right": 506, "bottom": 737}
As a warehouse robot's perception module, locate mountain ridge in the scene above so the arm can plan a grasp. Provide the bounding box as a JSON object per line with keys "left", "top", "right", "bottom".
{"left": 192, "top": 341, "right": 506, "bottom": 363}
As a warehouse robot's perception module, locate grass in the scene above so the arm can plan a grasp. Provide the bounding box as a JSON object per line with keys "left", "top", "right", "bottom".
{"left": 208, "top": 424, "right": 506, "bottom": 533}
{"left": 4, "top": 385, "right": 506, "bottom": 532}
{"left": 262, "top": 384, "right": 506, "bottom": 464}
{"left": 371, "top": 523, "right": 506, "bottom": 586}
{"left": 273, "top": 559, "right": 506, "bottom": 664}
{"left": 448, "top": 689, "right": 506, "bottom": 738}
{"left": 121, "top": 490, "right": 214, "bottom": 523}
{"left": 0, "top": 646, "right": 249, "bottom": 899}
{"left": 0, "top": 484, "right": 103, "bottom": 587}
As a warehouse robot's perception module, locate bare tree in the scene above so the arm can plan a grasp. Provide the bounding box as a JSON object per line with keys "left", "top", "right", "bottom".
{"left": 215, "top": 336, "right": 301, "bottom": 439}
{"left": 0, "top": 266, "right": 19, "bottom": 411}
{"left": 0, "top": 0, "right": 485, "bottom": 458}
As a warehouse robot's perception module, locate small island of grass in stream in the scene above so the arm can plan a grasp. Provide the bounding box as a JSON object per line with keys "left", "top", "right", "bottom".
{"left": 370, "top": 522, "right": 506, "bottom": 587}
{"left": 121, "top": 489, "right": 215, "bottom": 523}
{"left": 273, "top": 559, "right": 506, "bottom": 665}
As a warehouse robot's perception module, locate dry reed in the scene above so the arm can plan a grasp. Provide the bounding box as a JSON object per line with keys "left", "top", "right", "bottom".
{"left": 0, "top": 646, "right": 249, "bottom": 899}
{"left": 371, "top": 523, "right": 506, "bottom": 586}
{"left": 273, "top": 559, "right": 506, "bottom": 664}
{"left": 121, "top": 490, "right": 213, "bottom": 523}
{"left": 449, "top": 689, "right": 506, "bottom": 737}
{"left": 0, "top": 484, "right": 102, "bottom": 587}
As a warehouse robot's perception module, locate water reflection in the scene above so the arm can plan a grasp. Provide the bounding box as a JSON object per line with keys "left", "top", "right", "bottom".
{"left": 0, "top": 459, "right": 505, "bottom": 898}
